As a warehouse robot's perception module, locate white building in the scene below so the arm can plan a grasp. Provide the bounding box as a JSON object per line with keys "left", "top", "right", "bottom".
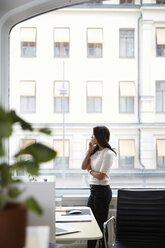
{"left": 9, "top": 0, "right": 165, "bottom": 188}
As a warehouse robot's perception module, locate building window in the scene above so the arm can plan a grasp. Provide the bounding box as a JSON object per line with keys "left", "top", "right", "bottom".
{"left": 119, "top": 29, "right": 134, "bottom": 58}
{"left": 156, "top": 140, "right": 165, "bottom": 168}
{"left": 87, "top": 81, "right": 102, "bottom": 113}
{"left": 119, "top": 140, "right": 135, "bottom": 168}
{"left": 119, "top": 81, "right": 135, "bottom": 113}
{"left": 54, "top": 28, "right": 70, "bottom": 57}
{"left": 20, "top": 81, "right": 36, "bottom": 113}
{"left": 54, "top": 81, "right": 69, "bottom": 113}
{"left": 120, "top": 0, "right": 134, "bottom": 3}
{"left": 20, "top": 27, "right": 36, "bottom": 57}
{"left": 156, "top": 81, "right": 165, "bottom": 112}
{"left": 54, "top": 140, "right": 69, "bottom": 169}
{"left": 87, "top": 28, "right": 103, "bottom": 58}
{"left": 156, "top": 28, "right": 165, "bottom": 57}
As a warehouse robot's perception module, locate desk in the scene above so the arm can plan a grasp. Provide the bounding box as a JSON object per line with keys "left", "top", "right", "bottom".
{"left": 56, "top": 207, "right": 102, "bottom": 243}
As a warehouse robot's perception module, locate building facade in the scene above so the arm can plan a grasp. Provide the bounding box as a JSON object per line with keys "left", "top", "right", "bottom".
{"left": 9, "top": 0, "right": 165, "bottom": 188}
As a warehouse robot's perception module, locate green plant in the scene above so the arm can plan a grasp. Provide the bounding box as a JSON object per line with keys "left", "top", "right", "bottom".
{"left": 0, "top": 105, "right": 57, "bottom": 214}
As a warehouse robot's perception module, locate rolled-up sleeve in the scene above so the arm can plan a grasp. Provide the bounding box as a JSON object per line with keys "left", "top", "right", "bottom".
{"left": 100, "top": 150, "right": 114, "bottom": 174}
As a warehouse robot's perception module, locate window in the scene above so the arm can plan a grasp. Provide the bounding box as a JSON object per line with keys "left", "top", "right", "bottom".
{"left": 156, "top": 81, "right": 165, "bottom": 112}
{"left": 119, "top": 29, "right": 134, "bottom": 58}
{"left": 54, "top": 140, "right": 69, "bottom": 169}
{"left": 119, "top": 81, "right": 135, "bottom": 113}
{"left": 156, "top": 28, "right": 165, "bottom": 57}
{"left": 20, "top": 27, "right": 36, "bottom": 57}
{"left": 87, "top": 28, "right": 103, "bottom": 58}
{"left": 87, "top": 81, "right": 102, "bottom": 113}
{"left": 9, "top": 5, "right": 165, "bottom": 190}
{"left": 119, "top": 140, "right": 135, "bottom": 168}
{"left": 54, "top": 28, "right": 70, "bottom": 57}
{"left": 120, "top": 0, "right": 134, "bottom": 3}
{"left": 156, "top": 140, "right": 165, "bottom": 168}
{"left": 20, "top": 81, "right": 36, "bottom": 113}
{"left": 54, "top": 81, "right": 69, "bottom": 113}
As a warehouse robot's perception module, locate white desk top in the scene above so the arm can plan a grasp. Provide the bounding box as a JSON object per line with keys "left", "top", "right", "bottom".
{"left": 56, "top": 207, "right": 102, "bottom": 242}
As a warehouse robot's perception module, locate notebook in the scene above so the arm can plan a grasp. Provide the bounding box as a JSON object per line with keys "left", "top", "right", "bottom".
{"left": 56, "top": 223, "right": 80, "bottom": 236}
{"left": 56, "top": 214, "right": 92, "bottom": 222}
{"left": 56, "top": 208, "right": 92, "bottom": 222}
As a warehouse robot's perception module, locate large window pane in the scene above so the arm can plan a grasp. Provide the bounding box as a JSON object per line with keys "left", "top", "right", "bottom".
{"left": 9, "top": 4, "right": 165, "bottom": 190}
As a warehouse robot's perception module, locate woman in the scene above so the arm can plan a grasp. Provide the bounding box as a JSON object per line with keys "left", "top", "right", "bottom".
{"left": 81, "top": 126, "right": 116, "bottom": 248}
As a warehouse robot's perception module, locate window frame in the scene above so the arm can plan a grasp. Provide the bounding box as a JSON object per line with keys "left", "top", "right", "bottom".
{"left": 53, "top": 27, "right": 70, "bottom": 58}
{"left": 156, "top": 139, "right": 165, "bottom": 168}
{"left": 155, "top": 81, "right": 165, "bottom": 113}
{"left": 87, "top": 28, "right": 103, "bottom": 58}
{"left": 119, "top": 28, "right": 135, "bottom": 58}
{"left": 156, "top": 28, "right": 165, "bottom": 57}
{"left": 19, "top": 80, "right": 36, "bottom": 114}
{"left": 54, "top": 81, "right": 70, "bottom": 113}
{"left": 20, "top": 27, "right": 37, "bottom": 58}
{"left": 53, "top": 139, "right": 70, "bottom": 169}
{"left": 86, "top": 81, "right": 102, "bottom": 113}
{"left": 119, "top": 139, "right": 135, "bottom": 168}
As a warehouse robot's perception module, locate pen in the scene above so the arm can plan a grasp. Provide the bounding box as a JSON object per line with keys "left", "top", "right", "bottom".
{"left": 56, "top": 209, "right": 66, "bottom": 212}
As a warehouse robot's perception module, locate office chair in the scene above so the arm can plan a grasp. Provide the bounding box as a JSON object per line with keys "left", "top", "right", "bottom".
{"left": 103, "top": 189, "right": 165, "bottom": 248}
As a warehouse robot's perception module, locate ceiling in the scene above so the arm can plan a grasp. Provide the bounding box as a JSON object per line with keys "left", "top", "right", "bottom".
{"left": 0, "top": 0, "right": 93, "bottom": 26}
{"left": 0, "top": 0, "right": 34, "bottom": 17}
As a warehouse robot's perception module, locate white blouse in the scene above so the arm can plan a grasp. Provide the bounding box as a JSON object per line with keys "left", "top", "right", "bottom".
{"left": 89, "top": 148, "right": 115, "bottom": 185}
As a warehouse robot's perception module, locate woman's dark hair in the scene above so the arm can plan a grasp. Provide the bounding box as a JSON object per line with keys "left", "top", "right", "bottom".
{"left": 90, "top": 126, "right": 116, "bottom": 156}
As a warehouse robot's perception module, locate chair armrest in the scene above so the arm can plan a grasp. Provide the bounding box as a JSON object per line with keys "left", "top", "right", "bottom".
{"left": 103, "top": 216, "right": 116, "bottom": 248}
{"left": 103, "top": 216, "right": 115, "bottom": 228}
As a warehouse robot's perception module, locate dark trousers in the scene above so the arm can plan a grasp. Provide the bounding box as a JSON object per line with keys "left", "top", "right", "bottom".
{"left": 87, "top": 185, "right": 112, "bottom": 248}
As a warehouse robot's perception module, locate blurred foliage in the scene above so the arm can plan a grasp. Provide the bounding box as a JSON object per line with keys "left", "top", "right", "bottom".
{"left": 0, "top": 105, "right": 57, "bottom": 213}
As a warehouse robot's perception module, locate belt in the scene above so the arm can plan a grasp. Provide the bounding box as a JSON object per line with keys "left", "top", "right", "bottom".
{"left": 90, "top": 184, "right": 109, "bottom": 189}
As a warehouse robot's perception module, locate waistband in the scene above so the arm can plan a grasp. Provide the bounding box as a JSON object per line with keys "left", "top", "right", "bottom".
{"left": 90, "top": 184, "right": 110, "bottom": 189}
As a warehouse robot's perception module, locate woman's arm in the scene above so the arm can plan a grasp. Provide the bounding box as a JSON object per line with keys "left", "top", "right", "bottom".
{"left": 90, "top": 151, "right": 114, "bottom": 180}
{"left": 81, "top": 150, "right": 91, "bottom": 170}
{"left": 89, "top": 170, "right": 106, "bottom": 180}
{"left": 81, "top": 142, "right": 94, "bottom": 170}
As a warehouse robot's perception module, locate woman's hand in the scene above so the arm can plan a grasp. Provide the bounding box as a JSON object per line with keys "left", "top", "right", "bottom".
{"left": 88, "top": 141, "right": 95, "bottom": 153}
{"left": 87, "top": 164, "right": 91, "bottom": 172}
{"left": 81, "top": 138, "right": 96, "bottom": 171}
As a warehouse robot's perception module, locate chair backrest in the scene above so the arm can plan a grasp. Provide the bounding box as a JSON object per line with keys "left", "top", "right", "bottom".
{"left": 116, "top": 189, "right": 165, "bottom": 245}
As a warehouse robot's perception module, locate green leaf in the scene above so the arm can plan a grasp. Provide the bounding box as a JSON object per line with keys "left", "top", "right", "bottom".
{"left": 0, "top": 194, "right": 7, "bottom": 210}
{"left": 8, "top": 110, "right": 33, "bottom": 131}
{"left": 0, "top": 106, "right": 12, "bottom": 138}
{"left": 8, "top": 187, "right": 22, "bottom": 198}
{"left": 38, "top": 128, "right": 52, "bottom": 135}
{"left": 0, "top": 163, "right": 12, "bottom": 187}
{"left": 11, "top": 160, "right": 39, "bottom": 176}
{"left": 15, "top": 143, "right": 57, "bottom": 163}
{"left": 0, "top": 142, "right": 5, "bottom": 156}
{"left": 11, "top": 178, "right": 22, "bottom": 183}
{"left": 25, "top": 197, "right": 43, "bottom": 215}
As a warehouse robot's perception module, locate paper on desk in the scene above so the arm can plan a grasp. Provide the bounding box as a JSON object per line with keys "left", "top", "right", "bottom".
{"left": 56, "top": 214, "right": 92, "bottom": 222}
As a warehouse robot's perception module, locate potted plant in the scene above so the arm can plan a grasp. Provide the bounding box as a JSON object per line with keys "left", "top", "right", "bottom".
{"left": 0, "top": 105, "right": 57, "bottom": 248}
